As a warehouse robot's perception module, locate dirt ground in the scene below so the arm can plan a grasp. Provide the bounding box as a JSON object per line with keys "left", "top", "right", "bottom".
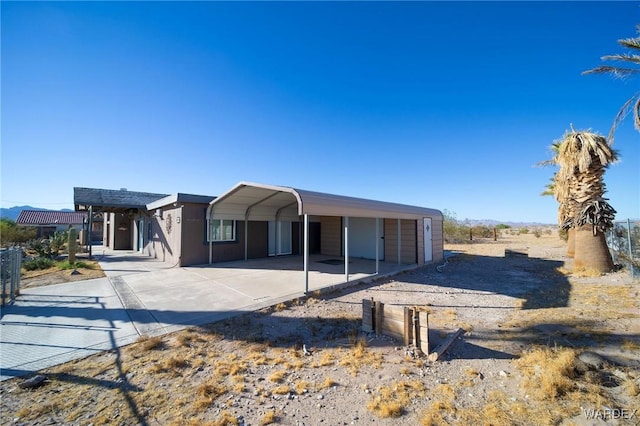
{"left": 2, "top": 231, "right": 639, "bottom": 425}
{"left": 20, "top": 254, "right": 105, "bottom": 290}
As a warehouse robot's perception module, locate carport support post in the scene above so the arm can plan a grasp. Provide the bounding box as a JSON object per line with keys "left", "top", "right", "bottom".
{"left": 88, "top": 205, "right": 93, "bottom": 259}
{"left": 303, "top": 214, "right": 309, "bottom": 293}
{"left": 244, "top": 219, "right": 248, "bottom": 261}
{"left": 397, "top": 218, "right": 401, "bottom": 265}
{"left": 344, "top": 216, "right": 349, "bottom": 282}
{"left": 375, "top": 218, "right": 380, "bottom": 274}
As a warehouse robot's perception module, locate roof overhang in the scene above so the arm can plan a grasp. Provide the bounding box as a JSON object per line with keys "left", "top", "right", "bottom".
{"left": 207, "top": 181, "right": 443, "bottom": 222}
{"left": 147, "top": 193, "right": 216, "bottom": 210}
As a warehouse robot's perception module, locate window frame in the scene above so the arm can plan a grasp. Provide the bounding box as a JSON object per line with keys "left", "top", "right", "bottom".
{"left": 208, "top": 218, "right": 237, "bottom": 243}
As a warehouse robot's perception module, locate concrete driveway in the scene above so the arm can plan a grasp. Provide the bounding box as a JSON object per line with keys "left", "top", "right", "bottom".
{"left": 1, "top": 246, "right": 414, "bottom": 381}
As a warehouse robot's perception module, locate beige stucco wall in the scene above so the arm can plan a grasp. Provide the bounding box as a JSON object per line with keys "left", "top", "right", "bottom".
{"left": 431, "top": 217, "right": 444, "bottom": 263}
{"left": 383, "top": 218, "right": 417, "bottom": 264}
{"left": 320, "top": 216, "right": 341, "bottom": 256}
{"left": 147, "top": 206, "right": 182, "bottom": 266}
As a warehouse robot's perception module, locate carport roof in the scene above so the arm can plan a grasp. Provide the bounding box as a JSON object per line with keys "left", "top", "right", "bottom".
{"left": 208, "top": 181, "right": 443, "bottom": 221}
{"left": 74, "top": 187, "right": 168, "bottom": 212}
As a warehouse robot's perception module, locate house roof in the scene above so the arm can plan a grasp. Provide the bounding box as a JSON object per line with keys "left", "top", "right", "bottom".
{"left": 207, "top": 181, "right": 443, "bottom": 221}
{"left": 74, "top": 187, "right": 168, "bottom": 212}
{"left": 17, "top": 210, "right": 87, "bottom": 226}
{"left": 147, "top": 193, "right": 216, "bottom": 210}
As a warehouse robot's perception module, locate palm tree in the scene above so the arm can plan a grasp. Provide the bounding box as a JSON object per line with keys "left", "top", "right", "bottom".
{"left": 539, "top": 142, "right": 580, "bottom": 257}
{"left": 583, "top": 25, "right": 640, "bottom": 142}
{"left": 554, "top": 130, "right": 619, "bottom": 273}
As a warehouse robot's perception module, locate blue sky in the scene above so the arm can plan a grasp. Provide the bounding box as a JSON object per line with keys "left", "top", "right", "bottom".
{"left": 2, "top": 1, "right": 639, "bottom": 224}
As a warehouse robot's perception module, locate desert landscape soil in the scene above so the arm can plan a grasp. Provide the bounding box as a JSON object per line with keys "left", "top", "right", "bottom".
{"left": 2, "top": 232, "right": 639, "bottom": 425}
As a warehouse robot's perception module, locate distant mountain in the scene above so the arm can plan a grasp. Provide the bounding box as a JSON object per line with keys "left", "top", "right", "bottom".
{"left": 0, "top": 206, "right": 73, "bottom": 221}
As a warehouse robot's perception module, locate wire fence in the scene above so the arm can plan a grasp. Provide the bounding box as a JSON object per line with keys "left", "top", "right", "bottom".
{"left": 606, "top": 219, "right": 639, "bottom": 280}
{"left": 1, "top": 247, "right": 22, "bottom": 306}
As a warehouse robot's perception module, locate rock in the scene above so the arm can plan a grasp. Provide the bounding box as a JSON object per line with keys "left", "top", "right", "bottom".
{"left": 18, "top": 375, "right": 47, "bottom": 389}
{"left": 578, "top": 351, "right": 606, "bottom": 370}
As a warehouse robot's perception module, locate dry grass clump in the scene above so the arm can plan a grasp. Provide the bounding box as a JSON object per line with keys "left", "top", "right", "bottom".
{"left": 419, "top": 383, "right": 458, "bottom": 425}
{"left": 134, "top": 335, "right": 164, "bottom": 351}
{"left": 259, "top": 410, "right": 278, "bottom": 425}
{"left": 621, "top": 338, "right": 640, "bottom": 351}
{"left": 210, "top": 410, "right": 239, "bottom": 426}
{"left": 338, "top": 338, "right": 384, "bottom": 376}
{"left": 271, "top": 385, "right": 290, "bottom": 395}
{"left": 195, "top": 381, "right": 228, "bottom": 410}
{"left": 311, "top": 350, "right": 336, "bottom": 368}
{"left": 515, "top": 347, "right": 578, "bottom": 400}
{"left": 368, "top": 380, "right": 426, "bottom": 418}
{"left": 268, "top": 370, "right": 286, "bottom": 383}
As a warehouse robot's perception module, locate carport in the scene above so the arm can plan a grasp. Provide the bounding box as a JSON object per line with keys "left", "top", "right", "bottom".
{"left": 206, "top": 182, "right": 443, "bottom": 293}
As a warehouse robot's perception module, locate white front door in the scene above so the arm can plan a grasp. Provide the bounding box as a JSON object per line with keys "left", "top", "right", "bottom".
{"left": 268, "top": 221, "right": 292, "bottom": 256}
{"left": 423, "top": 218, "right": 432, "bottom": 262}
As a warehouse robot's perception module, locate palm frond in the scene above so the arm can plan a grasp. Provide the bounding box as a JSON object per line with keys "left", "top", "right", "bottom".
{"left": 582, "top": 65, "right": 640, "bottom": 78}
{"left": 618, "top": 37, "right": 640, "bottom": 50}
{"left": 608, "top": 92, "right": 640, "bottom": 142}
{"left": 601, "top": 53, "right": 640, "bottom": 65}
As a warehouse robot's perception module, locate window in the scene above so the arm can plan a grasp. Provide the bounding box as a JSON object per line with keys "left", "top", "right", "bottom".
{"left": 209, "top": 219, "right": 236, "bottom": 242}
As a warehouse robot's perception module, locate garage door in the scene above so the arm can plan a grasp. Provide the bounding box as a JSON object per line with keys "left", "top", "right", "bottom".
{"left": 348, "top": 218, "right": 384, "bottom": 260}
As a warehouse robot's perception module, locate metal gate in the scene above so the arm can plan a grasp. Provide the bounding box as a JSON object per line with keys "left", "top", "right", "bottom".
{"left": 606, "top": 219, "right": 639, "bottom": 279}
{"left": 1, "top": 247, "right": 22, "bottom": 306}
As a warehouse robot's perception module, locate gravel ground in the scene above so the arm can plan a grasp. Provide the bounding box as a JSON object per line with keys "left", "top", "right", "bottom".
{"left": 2, "top": 232, "right": 639, "bottom": 425}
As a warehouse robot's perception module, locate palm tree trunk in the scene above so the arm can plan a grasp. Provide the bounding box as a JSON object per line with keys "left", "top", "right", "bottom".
{"left": 573, "top": 224, "right": 614, "bottom": 273}
{"left": 567, "top": 228, "right": 575, "bottom": 258}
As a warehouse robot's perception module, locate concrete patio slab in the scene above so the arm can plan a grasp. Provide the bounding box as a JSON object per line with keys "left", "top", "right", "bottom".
{"left": 1, "top": 246, "right": 419, "bottom": 382}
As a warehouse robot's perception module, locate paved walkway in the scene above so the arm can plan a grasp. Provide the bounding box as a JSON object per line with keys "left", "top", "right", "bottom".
{"left": 1, "top": 247, "right": 414, "bottom": 381}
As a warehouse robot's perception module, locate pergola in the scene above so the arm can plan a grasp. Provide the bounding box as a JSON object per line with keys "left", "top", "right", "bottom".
{"left": 206, "top": 182, "right": 442, "bottom": 292}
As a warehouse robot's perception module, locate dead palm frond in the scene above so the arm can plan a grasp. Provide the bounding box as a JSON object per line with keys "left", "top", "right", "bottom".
{"left": 554, "top": 130, "right": 619, "bottom": 232}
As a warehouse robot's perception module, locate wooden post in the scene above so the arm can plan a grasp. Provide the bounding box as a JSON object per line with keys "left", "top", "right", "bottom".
{"left": 362, "top": 298, "right": 374, "bottom": 332}
{"left": 417, "top": 311, "right": 429, "bottom": 355}
{"left": 403, "top": 307, "right": 413, "bottom": 346}
{"left": 375, "top": 301, "right": 384, "bottom": 335}
{"left": 493, "top": 227, "right": 497, "bottom": 241}
{"left": 469, "top": 228, "right": 473, "bottom": 241}
{"left": 428, "top": 328, "right": 465, "bottom": 362}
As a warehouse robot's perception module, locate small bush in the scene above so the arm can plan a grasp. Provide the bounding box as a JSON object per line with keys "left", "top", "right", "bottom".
{"left": 22, "top": 257, "right": 55, "bottom": 271}
{"left": 57, "top": 260, "right": 92, "bottom": 270}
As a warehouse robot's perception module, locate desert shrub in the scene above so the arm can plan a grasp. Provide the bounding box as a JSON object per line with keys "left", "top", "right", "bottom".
{"left": 22, "top": 257, "right": 56, "bottom": 271}
{"left": 471, "top": 225, "right": 493, "bottom": 238}
{"left": 558, "top": 228, "right": 568, "bottom": 241}
{"left": 533, "top": 228, "right": 542, "bottom": 238}
{"left": 518, "top": 228, "right": 530, "bottom": 235}
{"left": 495, "top": 223, "right": 511, "bottom": 230}
{"left": 443, "top": 210, "right": 471, "bottom": 243}
{"left": 0, "top": 218, "right": 36, "bottom": 248}
{"left": 25, "top": 230, "right": 68, "bottom": 258}
{"left": 49, "top": 230, "right": 68, "bottom": 256}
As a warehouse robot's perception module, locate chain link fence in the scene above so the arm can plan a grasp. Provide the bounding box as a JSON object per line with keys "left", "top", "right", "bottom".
{"left": 1, "top": 247, "right": 22, "bottom": 306}
{"left": 606, "top": 219, "right": 639, "bottom": 279}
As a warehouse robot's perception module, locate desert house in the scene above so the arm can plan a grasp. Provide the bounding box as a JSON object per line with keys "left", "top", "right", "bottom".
{"left": 74, "top": 183, "right": 444, "bottom": 284}
{"left": 16, "top": 210, "right": 92, "bottom": 239}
